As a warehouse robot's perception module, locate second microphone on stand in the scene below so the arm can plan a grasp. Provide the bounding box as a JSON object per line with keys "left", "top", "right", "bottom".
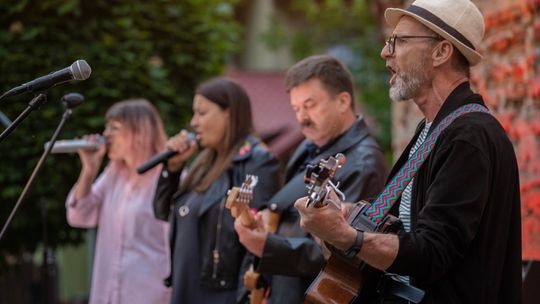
{"left": 137, "top": 132, "right": 197, "bottom": 174}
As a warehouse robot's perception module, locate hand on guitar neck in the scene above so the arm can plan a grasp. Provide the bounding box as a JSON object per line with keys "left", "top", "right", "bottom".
{"left": 298, "top": 187, "right": 357, "bottom": 251}
{"left": 304, "top": 153, "right": 346, "bottom": 209}
{"left": 295, "top": 154, "right": 408, "bottom": 304}
{"left": 227, "top": 175, "right": 268, "bottom": 258}
{"left": 226, "top": 175, "right": 259, "bottom": 229}
{"left": 227, "top": 175, "right": 275, "bottom": 304}
{"left": 299, "top": 153, "right": 354, "bottom": 248}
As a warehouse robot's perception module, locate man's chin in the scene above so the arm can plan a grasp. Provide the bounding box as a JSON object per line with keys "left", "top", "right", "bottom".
{"left": 303, "top": 133, "right": 320, "bottom": 144}
{"left": 304, "top": 135, "right": 327, "bottom": 147}
{"left": 389, "top": 88, "right": 405, "bottom": 103}
{"left": 301, "top": 127, "right": 315, "bottom": 137}
{"left": 390, "top": 81, "right": 417, "bottom": 102}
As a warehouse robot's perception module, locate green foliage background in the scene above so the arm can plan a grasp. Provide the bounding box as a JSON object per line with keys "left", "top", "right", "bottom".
{"left": 0, "top": 0, "right": 241, "bottom": 262}
{"left": 0, "top": 0, "right": 391, "bottom": 268}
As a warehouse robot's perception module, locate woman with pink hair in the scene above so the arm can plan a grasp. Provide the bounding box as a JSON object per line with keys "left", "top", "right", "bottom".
{"left": 65, "top": 99, "right": 171, "bottom": 304}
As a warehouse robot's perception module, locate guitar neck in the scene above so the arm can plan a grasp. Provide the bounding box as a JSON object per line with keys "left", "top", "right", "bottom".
{"left": 226, "top": 187, "right": 257, "bottom": 229}
{"left": 305, "top": 153, "right": 346, "bottom": 209}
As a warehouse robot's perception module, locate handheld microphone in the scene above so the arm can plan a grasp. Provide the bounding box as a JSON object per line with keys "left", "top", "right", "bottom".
{"left": 44, "top": 137, "right": 105, "bottom": 154}
{"left": 137, "top": 132, "right": 196, "bottom": 174}
{"left": 0, "top": 60, "right": 92, "bottom": 101}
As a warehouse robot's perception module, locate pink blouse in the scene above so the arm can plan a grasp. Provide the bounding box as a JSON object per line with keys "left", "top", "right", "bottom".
{"left": 66, "top": 166, "right": 171, "bottom": 304}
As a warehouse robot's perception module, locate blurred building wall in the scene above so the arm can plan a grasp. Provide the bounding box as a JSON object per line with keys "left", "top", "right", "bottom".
{"left": 472, "top": 0, "right": 540, "bottom": 262}
{"left": 236, "top": 0, "right": 296, "bottom": 70}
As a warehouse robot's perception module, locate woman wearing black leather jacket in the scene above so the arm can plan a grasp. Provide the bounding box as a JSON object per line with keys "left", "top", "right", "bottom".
{"left": 153, "top": 78, "right": 280, "bottom": 304}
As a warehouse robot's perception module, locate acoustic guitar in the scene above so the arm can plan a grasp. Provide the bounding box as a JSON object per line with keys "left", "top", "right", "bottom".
{"left": 226, "top": 175, "right": 280, "bottom": 304}
{"left": 303, "top": 154, "right": 403, "bottom": 304}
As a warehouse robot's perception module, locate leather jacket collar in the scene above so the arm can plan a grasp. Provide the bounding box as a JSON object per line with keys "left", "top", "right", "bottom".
{"left": 285, "top": 116, "right": 371, "bottom": 181}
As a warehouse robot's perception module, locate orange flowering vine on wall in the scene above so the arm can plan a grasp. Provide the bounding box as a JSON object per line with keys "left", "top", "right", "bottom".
{"left": 472, "top": 0, "right": 540, "bottom": 260}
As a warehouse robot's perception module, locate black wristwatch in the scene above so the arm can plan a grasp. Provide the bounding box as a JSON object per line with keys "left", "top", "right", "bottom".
{"left": 343, "top": 228, "right": 364, "bottom": 259}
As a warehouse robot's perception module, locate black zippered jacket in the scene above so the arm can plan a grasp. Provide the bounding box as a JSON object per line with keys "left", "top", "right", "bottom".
{"left": 253, "top": 117, "right": 389, "bottom": 304}
{"left": 153, "top": 135, "right": 281, "bottom": 302}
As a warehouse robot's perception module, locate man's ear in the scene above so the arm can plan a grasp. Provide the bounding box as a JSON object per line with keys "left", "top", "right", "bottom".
{"left": 432, "top": 40, "right": 454, "bottom": 68}
{"left": 337, "top": 91, "right": 352, "bottom": 112}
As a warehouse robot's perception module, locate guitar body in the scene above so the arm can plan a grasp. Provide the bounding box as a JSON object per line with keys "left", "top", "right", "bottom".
{"left": 304, "top": 203, "right": 403, "bottom": 304}
{"left": 305, "top": 254, "right": 376, "bottom": 304}
{"left": 244, "top": 264, "right": 266, "bottom": 304}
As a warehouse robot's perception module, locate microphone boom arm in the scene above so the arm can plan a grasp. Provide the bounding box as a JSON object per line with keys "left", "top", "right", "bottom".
{"left": 0, "top": 92, "right": 47, "bottom": 144}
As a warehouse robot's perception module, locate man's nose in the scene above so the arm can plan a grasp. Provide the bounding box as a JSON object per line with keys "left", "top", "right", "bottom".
{"left": 296, "top": 108, "right": 309, "bottom": 123}
{"left": 381, "top": 43, "right": 391, "bottom": 59}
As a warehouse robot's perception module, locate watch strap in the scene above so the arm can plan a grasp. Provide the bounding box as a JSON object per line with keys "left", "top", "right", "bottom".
{"left": 343, "top": 228, "right": 364, "bottom": 259}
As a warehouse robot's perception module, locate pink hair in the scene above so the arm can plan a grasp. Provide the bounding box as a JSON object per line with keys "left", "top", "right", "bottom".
{"left": 105, "top": 99, "right": 167, "bottom": 175}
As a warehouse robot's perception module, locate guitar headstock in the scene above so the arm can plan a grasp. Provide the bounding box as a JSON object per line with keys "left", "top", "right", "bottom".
{"left": 304, "top": 153, "right": 346, "bottom": 208}
{"left": 226, "top": 174, "right": 259, "bottom": 220}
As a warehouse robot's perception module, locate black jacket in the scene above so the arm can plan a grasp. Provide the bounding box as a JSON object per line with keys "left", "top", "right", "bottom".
{"left": 386, "top": 83, "right": 522, "bottom": 304}
{"left": 252, "top": 118, "right": 388, "bottom": 304}
{"left": 153, "top": 136, "right": 281, "bottom": 300}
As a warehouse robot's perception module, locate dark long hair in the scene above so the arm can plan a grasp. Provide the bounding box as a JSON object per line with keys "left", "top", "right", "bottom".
{"left": 182, "top": 77, "right": 254, "bottom": 192}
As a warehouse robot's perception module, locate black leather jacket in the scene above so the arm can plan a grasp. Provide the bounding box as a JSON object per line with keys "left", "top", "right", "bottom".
{"left": 244, "top": 118, "right": 389, "bottom": 304}
{"left": 153, "top": 135, "right": 280, "bottom": 296}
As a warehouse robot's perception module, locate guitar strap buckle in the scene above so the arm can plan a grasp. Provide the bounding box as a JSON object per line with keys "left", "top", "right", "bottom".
{"left": 347, "top": 202, "right": 404, "bottom": 234}
{"left": 347, "top": 202, "right": 379, "bottom": 232}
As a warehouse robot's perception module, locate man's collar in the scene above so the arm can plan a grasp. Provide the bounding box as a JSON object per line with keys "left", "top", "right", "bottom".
{"left": 290, "top": 116, "right": 371, "bottom": 164}
{"left": 429, "top": 82, "right": 484, "bottom": 132}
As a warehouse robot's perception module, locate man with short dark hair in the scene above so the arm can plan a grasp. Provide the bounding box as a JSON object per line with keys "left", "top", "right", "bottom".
{"left": 295, "top": 1, "right": 522, "bottom": 303}
{"left": 234, "top": 55, "right": 388, "bottom": 303}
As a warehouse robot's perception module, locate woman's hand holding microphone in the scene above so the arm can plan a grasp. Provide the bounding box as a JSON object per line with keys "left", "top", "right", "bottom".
{"left": 166, "top": 130, "right": 198, "bottom": 172}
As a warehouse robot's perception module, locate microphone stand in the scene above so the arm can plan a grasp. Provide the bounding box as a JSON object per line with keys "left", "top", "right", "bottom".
{"left": 41, "top": 198, "right": 58, "bottom": 304}
{"left": 0, "top": 106, "right": 73, "bottom": 242}
{"left": 0, "top": 92, "right": 47, "bottom": 144}
{"left": 0, "top": 110, "right": 12, "bottom": 128}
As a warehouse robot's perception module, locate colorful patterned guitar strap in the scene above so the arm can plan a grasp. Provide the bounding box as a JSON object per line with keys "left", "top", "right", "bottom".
{"left": 364, "top": 103, "right": 490, "bottom": 223}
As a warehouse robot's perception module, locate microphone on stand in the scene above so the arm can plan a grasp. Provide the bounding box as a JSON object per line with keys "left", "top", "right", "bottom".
{"left": 0, "top": 60, "right": 92, "bottom": 101}
{"left": 137, "top": 132, "right": 196, "bottom": 174}
{"left": 44, "top": 137, "right": 105, "bottom": 153}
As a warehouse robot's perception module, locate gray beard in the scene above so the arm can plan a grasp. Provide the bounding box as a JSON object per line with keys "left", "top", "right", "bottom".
{"left": 389, "top": 60, "right": 429, "bottom": 102}
{"left": 390, "top": 73, "right": 422, "bottom": 102}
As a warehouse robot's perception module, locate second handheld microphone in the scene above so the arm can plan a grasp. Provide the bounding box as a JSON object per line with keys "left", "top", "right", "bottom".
{"left": 45, "top": 137, "right": 105, "bottom": 153}
{"left": 137, "top": 132, "right": 196, "bottom": 174}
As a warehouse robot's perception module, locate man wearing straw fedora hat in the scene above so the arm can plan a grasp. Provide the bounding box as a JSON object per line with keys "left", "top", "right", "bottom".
{"left": 295, "top": 0, "right": 522, "bottom": 303}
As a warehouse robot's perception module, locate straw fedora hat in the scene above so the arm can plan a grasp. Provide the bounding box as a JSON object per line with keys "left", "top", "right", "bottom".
{"left": 385, "top": 0, "right": 485, "bottom": 66}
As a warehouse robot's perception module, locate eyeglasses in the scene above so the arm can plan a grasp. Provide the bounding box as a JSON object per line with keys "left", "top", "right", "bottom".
{"left": 104, "top": 122, "right": 124, "bottom": 134}
{"left": 385, "top": 35, "right": 442, "bottom": 55}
